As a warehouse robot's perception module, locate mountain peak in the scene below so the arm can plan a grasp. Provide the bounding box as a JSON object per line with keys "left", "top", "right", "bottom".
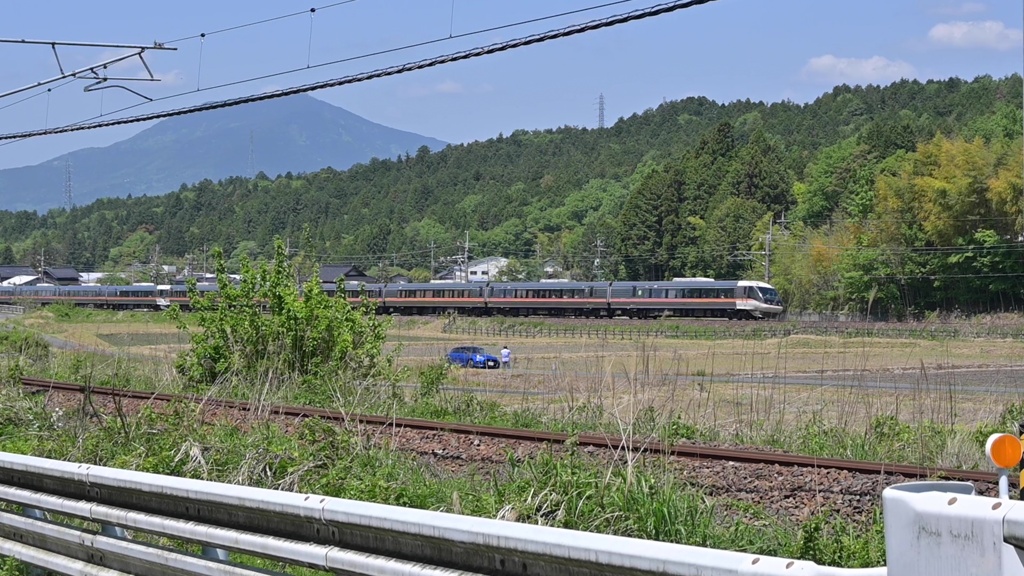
{"left": 0, "top": 95, "right": 447, "bottom": 211}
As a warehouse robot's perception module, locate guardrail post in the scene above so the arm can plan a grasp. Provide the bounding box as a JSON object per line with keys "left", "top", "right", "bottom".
{"left": 883, "top": 481, "right": 1024, "bottom": 575}
{"left": 201, "top": 546, "right": 229, "bottom": 561}
{"left": 100, "top": 523, "right": 127, "bottom": 538}
{"left": 21, "top": 508, "right": 47, "bottom": 576}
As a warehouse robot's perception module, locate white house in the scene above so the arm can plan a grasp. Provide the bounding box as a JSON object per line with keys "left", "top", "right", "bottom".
{"left": 438, "top": 256, "right": 509, "bottom": 282}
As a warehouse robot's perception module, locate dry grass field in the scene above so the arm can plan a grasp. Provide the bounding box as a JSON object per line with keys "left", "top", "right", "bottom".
{"left": 388, "top": 318, "right": 1024, "bottom": 457}
{"left": 10, "top": 312, "right": 1024, "bottom": 454}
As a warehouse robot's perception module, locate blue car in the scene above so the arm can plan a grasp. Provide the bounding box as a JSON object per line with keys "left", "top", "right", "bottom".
{"left": 447, "top": 346, "right": 500, "bottom": 369}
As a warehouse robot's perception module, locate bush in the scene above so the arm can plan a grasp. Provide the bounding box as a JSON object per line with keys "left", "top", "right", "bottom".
{"left": 417, "top": 360, "right": 451, "bottom": 401}
{"left": 0, "top": 327, "right": 50, "bottom": 365}
{"left": 169, "top": 238, "right": 395, "bottom": 394}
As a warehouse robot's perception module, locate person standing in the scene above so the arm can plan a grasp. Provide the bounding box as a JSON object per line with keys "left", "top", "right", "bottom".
{"left": 500, "top": 345, "right": 511, "bottom": 369}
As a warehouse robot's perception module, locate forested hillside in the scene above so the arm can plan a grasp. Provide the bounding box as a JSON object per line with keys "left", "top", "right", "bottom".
{"left": 0, "top": 74, "right": 1021, "bottom": 317}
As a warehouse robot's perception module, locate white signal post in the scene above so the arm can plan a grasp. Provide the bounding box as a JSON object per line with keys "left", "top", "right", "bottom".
{"left": 986, "top": 432, "right": 1023, "bottom": 500}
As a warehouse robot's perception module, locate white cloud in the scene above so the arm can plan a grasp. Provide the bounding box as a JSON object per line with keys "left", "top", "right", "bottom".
{"left": 402, "top": 80, "right": 476, "bottom": 98}
{"left": 802, "top": 55, "right": 916, "bottom": 85}
{"left": 928, "top": 20, "right": 1023, "bottom": 50}
{"left": 433, "top": 80, "right": 464, "bottom": 94}
{"left": 933, "top": 2, "right": 986, "bottom": 16}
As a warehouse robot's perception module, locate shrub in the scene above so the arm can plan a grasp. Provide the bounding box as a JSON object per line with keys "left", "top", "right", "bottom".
{"left": 169, "top": 238, "right": 394, "bottom": 394}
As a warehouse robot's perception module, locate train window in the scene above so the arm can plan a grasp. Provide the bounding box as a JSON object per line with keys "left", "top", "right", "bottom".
{"left": 636, "top": 289, "right": 644, "bottom": 297}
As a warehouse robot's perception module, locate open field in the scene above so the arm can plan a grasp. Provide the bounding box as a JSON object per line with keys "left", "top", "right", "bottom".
{"left": 5, "top": 310, "right": 1024, "bottom": 468}
{"left": 0, "top": 311, "right": 1012, "bottom": 571}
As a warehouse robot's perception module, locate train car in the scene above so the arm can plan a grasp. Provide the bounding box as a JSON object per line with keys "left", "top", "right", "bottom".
{"left": 0, "top": 277, "right": 785, "bottom": 319}
{"left": 61, "top": 284, "right": 113, "bottom": 307}
{"left": 485, "top": 281, "right": 610, "bottom": 317}
{"left": 608, "top": 280, "right": 783, "bottom": 319}
{"left": 107, "top": 284, "right": 158, "bottom": 310}
{"left": 156, "top": 284, "right": 217, "bottom": 310}
{"left": 8, "top": 284, "right": 64, "bottom": 307}
{"left": 735, "top": 280, "right": 784, "bottom": 318}
{"left": 338, "top": 282, "right": 385, "bottom": 308}
{"left": 380, "top": 282, "right": 485, "bottom": 315}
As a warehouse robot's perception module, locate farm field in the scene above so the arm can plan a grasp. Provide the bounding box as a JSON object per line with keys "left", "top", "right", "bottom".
{"left": 1, "top": 307, "right": 1022, "bottom": 571}
{"left": 6, "top": 311, "right": 1023, "bottom": 451}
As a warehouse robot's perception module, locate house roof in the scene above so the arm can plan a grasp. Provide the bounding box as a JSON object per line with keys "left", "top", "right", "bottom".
{"left": 319, "top": 264, "right": 375, "bottom": 283}
{"left": 0, "top": 266, "right": 36, "bottom": 280}
{"left": 467, "top": 256, "right": 508, "bottom": 268}
{"left": 44, "top": 267, "right": 80, "bottom": 280}
{"left": 0, "top": 275, "right": 39, "bottom": 286}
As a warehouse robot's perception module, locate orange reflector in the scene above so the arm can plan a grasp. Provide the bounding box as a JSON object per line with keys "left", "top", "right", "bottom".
{"left": 986, "top": 433, "right": 1023, "bottom": 469}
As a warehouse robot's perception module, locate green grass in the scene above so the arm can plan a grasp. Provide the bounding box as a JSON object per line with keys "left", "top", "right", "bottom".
{"left": 95, "top": 332, "right": 188, "bottom": 347}
{"left": 1, "top": 306, "right": 1017, "bottom": 573}
{"left": 38, "top": 303, "right": 176, "bottom": 324}
{"left": 0, "top": 388, "right": 886, "bottom": 572}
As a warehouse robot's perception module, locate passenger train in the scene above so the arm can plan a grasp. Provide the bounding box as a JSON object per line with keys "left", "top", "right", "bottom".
{"left": 0, "top": 279, "right": 784, "bottom": 319}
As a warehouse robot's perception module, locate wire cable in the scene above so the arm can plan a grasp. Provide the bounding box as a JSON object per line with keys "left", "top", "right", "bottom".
{"left": 1, "top": 0, "right": 640, "bottom": 149}
{"left": 160, "top": 1, "right": 359, "bottom": 45}
{"left": 0, "top": 79, "right": 77, "bottom": 112}
{"left": 0, "top": 0, "right": 714, "bottom": 141}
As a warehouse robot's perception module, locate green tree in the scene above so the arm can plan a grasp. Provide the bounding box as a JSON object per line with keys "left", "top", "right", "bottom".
{"left": 700, "top": 197, "right": 767, "bottom": 280}
{"left": 792, "top": 138, "right": 877, "bottom": 224}
{"left": 0, "top": 244, "right": 14, "bottom": 265}
{"left": 107, "top": 228, "right": 157, "bottom": 269}
{"left": 493, "top": 258, "right": 542, "bottom": 281}
{"left": 720, "top": 128, "right": 794, "bottom": 215}
{"left": 170, "top": 238, "right": 394, "bottom": 398}
{"left": 617, "top": 162, "right": 674, "bottom": 280}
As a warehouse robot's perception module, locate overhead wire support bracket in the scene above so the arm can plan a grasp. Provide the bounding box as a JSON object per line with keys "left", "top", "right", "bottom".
{"left": 0, "top": 38, "right": 176, "bottom": 101}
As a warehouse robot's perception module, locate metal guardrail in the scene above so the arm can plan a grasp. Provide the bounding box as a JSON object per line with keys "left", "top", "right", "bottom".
{"left": 0, "top": 304, "right": 24, "bottom": 315}
{"left": 0, "top": 451, "right": 890, "bottom": 576}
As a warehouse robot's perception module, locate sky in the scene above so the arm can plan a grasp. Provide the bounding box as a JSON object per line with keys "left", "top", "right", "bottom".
{"left": 0, "top": 0, "right": 1021, "bottom": 170}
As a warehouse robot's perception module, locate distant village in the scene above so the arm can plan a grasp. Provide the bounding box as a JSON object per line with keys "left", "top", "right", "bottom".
{"left": 0, "top": 256, "right": 569, "bottom": 287}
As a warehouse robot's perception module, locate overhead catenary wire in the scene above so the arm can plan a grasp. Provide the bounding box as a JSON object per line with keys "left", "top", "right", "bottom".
{"left": 0, "top": 0, "right": 714, "bottom": 142}
{"left": 159, "top": 0, "right": 359, "bottom": 45}
{"left": 0, "top": 0, "right": 641, "bottom": 151}
{"left": 0, "top": 79, "right": 77, "bottom": 112}
{"left": 0, "top": 0, "right": 636, "bottom": 128}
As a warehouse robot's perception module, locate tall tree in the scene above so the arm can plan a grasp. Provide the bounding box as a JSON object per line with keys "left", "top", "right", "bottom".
{"left": 617, "top": 162, "right": 673, "bottom": 280}
{"left": 720, "top": 128, "right": 794, "bottom": 216}
{"left": 0, "top": 244, "right": 15, "bottom": 265}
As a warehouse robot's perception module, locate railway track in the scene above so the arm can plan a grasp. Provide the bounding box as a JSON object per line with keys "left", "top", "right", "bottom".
{"left": 19, "top": 376, "right": 1002, "bottom": 484}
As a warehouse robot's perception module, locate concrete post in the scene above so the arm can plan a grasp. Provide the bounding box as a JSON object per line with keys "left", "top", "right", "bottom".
{"left": 883, "top": 481, "right": 1024, "bottom": 575}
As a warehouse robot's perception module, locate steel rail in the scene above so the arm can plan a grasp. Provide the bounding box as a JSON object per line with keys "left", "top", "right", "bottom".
{"left": 20, "top": 376, "right": 1001, "bottom": 484}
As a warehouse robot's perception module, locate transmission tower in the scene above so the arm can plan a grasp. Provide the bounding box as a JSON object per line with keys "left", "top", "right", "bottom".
{"left": 248, "top": 130, "right": 256, "bottom": 178}
{"left": 597, "top": 93, "right": 605, "bottom": 129}
{"left": 63, "top": 158, "right": 73, "bottom": 210}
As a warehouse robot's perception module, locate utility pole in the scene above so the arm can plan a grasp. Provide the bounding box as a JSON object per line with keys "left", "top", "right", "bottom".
{"left": 64, "top": 158, "right": 73, "bottom": 210}
{"left": 593, "top": 238, "right": 605, "bottom": 281}
{"left": 202, "top": 243, "right": 208, "bottom": 277}
{"left": 728, "top": 215, "right": 784, "bottom": 282}
{"left": 248, "top": 130, "right": 255, "bottom": 178}
{"left": 457, "top": 231, "right": 472, "bottom": 282}
{"left": 429, "top": 240, "right": 436, "bottom": 281}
